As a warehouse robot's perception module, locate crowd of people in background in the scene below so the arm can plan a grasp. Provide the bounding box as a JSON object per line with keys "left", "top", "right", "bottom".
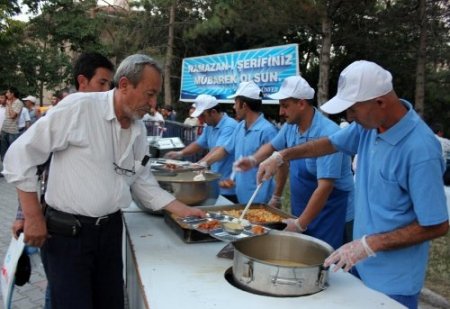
{"left": 0, "top": 88, "right": 63, "bottom": 165}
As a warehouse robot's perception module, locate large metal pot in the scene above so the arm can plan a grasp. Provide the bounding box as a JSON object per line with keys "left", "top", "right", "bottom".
{"left": 232, "top": 230, "right": 333, "bottom": 296}
{"left": 154, "top": 170, "right": 220, "bottom": 206}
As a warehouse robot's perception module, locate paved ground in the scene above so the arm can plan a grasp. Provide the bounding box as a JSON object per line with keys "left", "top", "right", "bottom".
{"left": 0, "top": 175, "right": 48, "bottom": 309}
{"left": 0, "top": 171, "right": 447, "bottom": 309}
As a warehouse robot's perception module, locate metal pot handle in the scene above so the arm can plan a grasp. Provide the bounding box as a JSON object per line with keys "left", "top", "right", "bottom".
{"left": 241, "top": 260, "right": 254, "bottom": 283}
{"left": 271, "top": 277, "right": 304, "bottom": 287}
{"left": 271, "top": 267, "right": 304, "bottom": 287}
{"left": 317, "top": 265, "right": 329, "bottom": 289}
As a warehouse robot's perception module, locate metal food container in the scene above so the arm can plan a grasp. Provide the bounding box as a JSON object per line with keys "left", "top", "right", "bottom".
{"left": 232, "top": 230, "right": 333, "bottom": 296}
{"left": 154, "top": 171, "right": 220, "bottom": 206}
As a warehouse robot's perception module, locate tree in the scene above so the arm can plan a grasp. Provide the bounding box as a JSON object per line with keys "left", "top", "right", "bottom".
{"left": 1, "top": 0, "right": 111, "bottom": 102}
{"left": 415, "top": 0, "right": 427, "bottom": 115}
{"left": 1, "top": 0, "right": 448, "bottom": 130}
{"left": 164, "top": 2, "right": 176, "bottom": 106}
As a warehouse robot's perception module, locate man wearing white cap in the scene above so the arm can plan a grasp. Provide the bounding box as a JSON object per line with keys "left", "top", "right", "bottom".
{"left": 22, "top": 95, "right": 41, "bottom": 125}
{"left": 165, "top": 94, "right": 238, "bottom": 201}
{"left": 199, "top": 81, "right": 280, "bottom": 205}
{"left": 255, "top": 61, "right": 449, "bottom": 308}
{"left": 236, "top": 76, "right": 354, "bottom": 250}
{"left": 17, "top": 100, "right": 31, "bottom": 133}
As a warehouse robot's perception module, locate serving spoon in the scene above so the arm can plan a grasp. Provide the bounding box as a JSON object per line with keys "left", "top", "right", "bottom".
{"left": 223, "top": 182, "right": 263, "bottom": 235}
{"left": 239, "top": 182, "right": 263, "bottom": 221}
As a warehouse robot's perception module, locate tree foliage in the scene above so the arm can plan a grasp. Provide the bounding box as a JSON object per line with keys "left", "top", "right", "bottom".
{"left": 0, "top": 0, "right": 449, "bottom": 131}
{"left": 0, "top": 0, "right": 109, "bottom": 101}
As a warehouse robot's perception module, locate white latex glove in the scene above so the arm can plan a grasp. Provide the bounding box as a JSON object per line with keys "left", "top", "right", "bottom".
{"left": 233, "top": 155, "right": 257, "bottom": 172}
{"left": 324, "top": 235, "right": 376, "bottom": 272}
{"left": 282, "top": 218, "right": 307, "bottom": 233}
{"left": 268, "top": 195, "right": 282, "bottom": 209}
{"left": 257, "top": 151, "right": 284, "bottom": 184}
{"left": 196, "top": 161, "right": 208, "bottom": 169}
{"left": 164, "top": 151, "right": 183, "bottom": 159}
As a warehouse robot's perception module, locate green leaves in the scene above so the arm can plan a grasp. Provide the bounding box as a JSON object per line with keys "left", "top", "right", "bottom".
{"left": 0, "top": 0, "right": 448, "bottom": 131}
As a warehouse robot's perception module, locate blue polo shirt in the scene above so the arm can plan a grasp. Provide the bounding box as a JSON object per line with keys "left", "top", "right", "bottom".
{"left": 196, "top": 114, "right": 237, "bottom": 195}
{"left": 329, "top": 100, "right": 449, "bottom": 295}
{"left": 271, "top": 109, "right": 354, "bottom": 192}
{"left": 224, "top": 114, "right": 278, "bottom": 204}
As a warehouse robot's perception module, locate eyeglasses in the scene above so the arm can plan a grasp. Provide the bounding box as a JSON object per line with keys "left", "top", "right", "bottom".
{"left": 113, "top": 162, "right": 135, "bottom": 176}
{"left": 110, "top": 120, "right": 136, "bottom": 177}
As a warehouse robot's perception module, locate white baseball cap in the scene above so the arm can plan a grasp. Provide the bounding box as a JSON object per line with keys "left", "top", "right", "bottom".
{"left": 191, "top": 94, "right": 219, "bottom": 117}
{"left": 22, "top": 95, "right": 37, "bottom": 104}
{"left": 268, "top": 76, "right": 315, "bottom": 100}
{"left": 227, "top": 81, "right": 263, "bottom": 100}
{"left": 320, "top": 60, "right": 393, "bottom": 114}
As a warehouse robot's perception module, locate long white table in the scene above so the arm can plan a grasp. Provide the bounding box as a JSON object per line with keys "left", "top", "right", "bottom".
{"left": 122, "top": 202, "right": 404, "bottom": 309}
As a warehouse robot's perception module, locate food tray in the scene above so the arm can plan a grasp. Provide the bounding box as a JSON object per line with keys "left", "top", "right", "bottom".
{"left": 196, "top": 204, "right": 294, "bottom": 230}
{"left": 150, "top": 158, "right": 204, "bottom": 172}
{"left": 183, "top": 215, "right": 269, "bottom": 242}
{"left": 165, "top": 211, "right": 270, "bottom": 243}
{"left": 164, "top": 213, "right": 218, "bottom": 243}
{"left": 208, "top": 225, "right": 269, "bottom": 242}
{"left": 164, "top": 204, "right": 293, "bottom": 243}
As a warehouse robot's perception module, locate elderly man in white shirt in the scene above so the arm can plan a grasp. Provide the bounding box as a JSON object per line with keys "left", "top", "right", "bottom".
{"left": 2, "top": 54, "right": 204, "bottom": 309}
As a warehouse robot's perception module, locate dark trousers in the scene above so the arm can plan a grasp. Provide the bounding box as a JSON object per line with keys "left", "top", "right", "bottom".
{"left": 41, "top": 211, "right": 124, "bottom": 309}
{"left": 0, "top": 131, "right": 20, "bottom": 160}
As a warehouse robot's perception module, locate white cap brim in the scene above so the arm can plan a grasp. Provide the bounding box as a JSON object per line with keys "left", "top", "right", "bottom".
{"left": 267, "top": 91, "right": 290, "bottom": 100}
{"left": 191, "top": 108, "right": 205, "bottom": 118}
{"left": 320, "top": 96, "right": 356, "bottom": 114}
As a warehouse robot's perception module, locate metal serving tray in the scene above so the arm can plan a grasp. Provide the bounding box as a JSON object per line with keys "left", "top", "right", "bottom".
{"left": 164, "top": 204, "right": 292, "bottom": 243}
{"left": 164, "top": 213, "right": 237, "bottom": 243}
{"left": 150, "top": 158, "right": 204, "bottom": 173}
{"left": 187, "top": 215, "right": 270, "bottom": 242}
{"left": 196, "top": 204, "right": 294, "bottom": 230}
{"left": 164, "top": 213, "right": 218, "bottom": 243}
{"left": 208, "top": 225, "right": 270, "bottom": 242}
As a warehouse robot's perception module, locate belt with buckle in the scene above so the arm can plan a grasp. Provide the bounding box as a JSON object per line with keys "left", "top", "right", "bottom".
{"left": 74, "top": 211, "right": 120, "bottom": 226}
{"left": 47, "top": 206, "right": 120, "bottom": 226}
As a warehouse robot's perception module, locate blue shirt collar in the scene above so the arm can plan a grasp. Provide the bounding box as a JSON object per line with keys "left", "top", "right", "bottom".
{"left": 214, "top": 113, "right": 230, "bottom": 129}
{"left": 377, "top": 99, "right": 419, "bottom": 145}
{"left": 246, "top": 113, "right": 266, "bottom": 131}
{"left": 296, "top": 107, "right": 320, "bottom": 138}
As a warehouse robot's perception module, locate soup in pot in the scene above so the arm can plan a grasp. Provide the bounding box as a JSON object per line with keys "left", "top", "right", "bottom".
{"left": 262, "top": 259, "right": 310, "bottom": 267}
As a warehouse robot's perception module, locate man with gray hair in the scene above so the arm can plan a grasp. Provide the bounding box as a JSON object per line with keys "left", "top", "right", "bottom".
{"left": 2, "top": 54, "right": 204, "bottom": 309}
{"left": 255, "top": 61, "right": 449, "bottom": 308}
